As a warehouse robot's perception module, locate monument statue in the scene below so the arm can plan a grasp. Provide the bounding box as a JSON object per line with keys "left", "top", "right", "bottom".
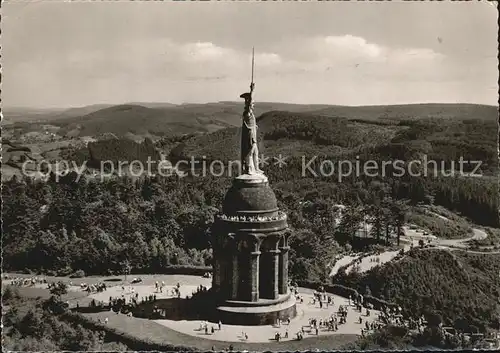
{"left": 240, "top": 48, "right": 263, "bottom": 175}
{"left": 210, "top": 48, "right": 295, "bottom": 325}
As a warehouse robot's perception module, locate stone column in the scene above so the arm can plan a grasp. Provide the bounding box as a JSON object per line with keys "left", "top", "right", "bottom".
{"left": 231, "top": 253, "right": 239, "bottom": 300}
{"left": 219, "top": 257, "right": 227, "bottom": 295}
{"left": 267, "top": 249, "right": 280, "bottom": 299}
{"left": 213, "top": 257, "right": 221, "bottom": 292}
{"left": 278, "top": 246, "right": 290, "bottom": 295}
{"left": 249, "top": 251, "right": 260, "bottom": 302}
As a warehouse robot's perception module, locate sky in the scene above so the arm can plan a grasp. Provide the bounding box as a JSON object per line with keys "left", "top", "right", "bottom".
{"left": 3, "top": 1, "right": 498, "bottom": 108}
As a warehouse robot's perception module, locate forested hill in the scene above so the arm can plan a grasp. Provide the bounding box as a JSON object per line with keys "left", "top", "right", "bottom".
{"left": 306, "top": 103, "right": 498, "bottom": 121}
{"left": 170, "top": 109, "right": 497, "bottom": 174}
{"left": 169, "top": 110, "right": 401, "bottom": 162}
{"left": 53, "top": 104, "right": 234, "bottom": 138}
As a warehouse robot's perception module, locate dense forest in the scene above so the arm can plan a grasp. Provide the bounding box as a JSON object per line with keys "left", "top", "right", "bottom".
{"left": 2, "top": 171, "right": 411, "bottom": 281}
{"left": 61, "top": 137, "right": 161, "bottom": 168}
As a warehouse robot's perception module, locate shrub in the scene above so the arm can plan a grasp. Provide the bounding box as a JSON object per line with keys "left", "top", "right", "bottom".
{"left": 70, "top": 269, "right": 86, "bottom": 278}
{"left": 2, "top": 286, "right": 20, "bottom": 303}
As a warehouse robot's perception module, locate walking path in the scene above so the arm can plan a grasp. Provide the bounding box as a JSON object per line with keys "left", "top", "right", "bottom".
{"left": 333, "top": 225, "right": 494, "bottom": 276}
{"left": 345, "top": 250, "right": 401, "bottom": 274}
{"left": 329, "top": 255, "right": 360, "bottom": 277}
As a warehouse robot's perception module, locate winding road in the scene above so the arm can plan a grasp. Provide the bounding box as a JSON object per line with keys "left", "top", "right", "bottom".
{"left": 436, "top": 227, "right": 487, "bottom": 248}
{"left": 331, "top": 226, "right": 497, "bottom": 277}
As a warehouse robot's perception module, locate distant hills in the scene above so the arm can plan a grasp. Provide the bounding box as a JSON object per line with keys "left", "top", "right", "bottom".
{"left": 304, "top": 103, "right": 498, "bottom": 121}
{"left": 3, "top": 102, "right": 497, "bottom": 140}
{"left": 170, "top": 110, "right": 401, "bottom": 162}
{"left": 169, "top": 107, "right": 498, "bottom": 178}
{"left": 3, "top": 102, "right": 497, "bottom": 177}
{"left": 2, "top": 105, "right": 114, "bottom": 125}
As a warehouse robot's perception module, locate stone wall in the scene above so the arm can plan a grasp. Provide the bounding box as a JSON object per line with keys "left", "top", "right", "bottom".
{"left": 216, "top": 301, "right": 297, "bottom": 326}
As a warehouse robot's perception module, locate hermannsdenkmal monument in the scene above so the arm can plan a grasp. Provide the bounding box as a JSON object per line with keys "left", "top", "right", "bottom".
{"left": 210, "top": 50, "right": 296, "bottom": 325}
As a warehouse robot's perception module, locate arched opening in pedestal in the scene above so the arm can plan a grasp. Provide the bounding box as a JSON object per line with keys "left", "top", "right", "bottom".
{"left": 259, "top": 250, "right": 279, "bottom": 300}
{"left": 258, "top": 254, "right": 268, "bottom": 299}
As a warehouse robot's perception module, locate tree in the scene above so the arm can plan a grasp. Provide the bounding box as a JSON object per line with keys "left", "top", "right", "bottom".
{"left": 176, "top": 206, "right": 216, "bottom": 250}
{"left": 390, "top": 200, "right": 409, "bottom": 246}
{"left": 3, "top": 286, "right": 20, "bottom": 302}
{"left": 121, "top": 259, "right": 132, "bottom": 282}
{"left": 49, "top": 281, "right": 68, "bottom": 299}
{"left": 337, "top": 205, "right": 363, "bottom": 244}
{"left": 427, "top": 312, "right": 443, "bottom": 327}
{"left": 364, "top": 285, "right": 372, "bottom": 297}
{"left": 381, "top": 197, "right": 395, "bottom": 245}
{"left": 368, "top": 204, "right": 384, "bottom": 242}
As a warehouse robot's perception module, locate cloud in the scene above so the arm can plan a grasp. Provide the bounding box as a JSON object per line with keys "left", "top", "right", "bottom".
{"left": 5, "top": 34, "right": 450, "bottom": 84}
{"left": 180, "top": 42, "right": 236, "bottom": 62}
{"left": 323, "top": 35, "right": 383, "bottom": 58}
{"left": 256, "top": 53, "right": 282, "bottom": 66}
{"left": 275, "top": 35, "right": 447, "bottom": 80}
{"left": 98, "top": 39, "right": 282, "bottom": 82}
{"left": 177, "top": 42, "right": 282, "bottom": 73}
{"left": 318, "top": 35, "right": 444, "bottom": 64}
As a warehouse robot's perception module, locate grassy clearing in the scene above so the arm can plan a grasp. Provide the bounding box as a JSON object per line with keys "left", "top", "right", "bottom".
{"left": 3, "top": 285, "right": 89, "bottom": 303}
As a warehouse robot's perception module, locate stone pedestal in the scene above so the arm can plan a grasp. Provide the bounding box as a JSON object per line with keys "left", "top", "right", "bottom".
{"left": 211, "top": 173, "right": 295, "bottom": 325}
{"left": 215, "top": 294, "right": 297, "bottom": 326}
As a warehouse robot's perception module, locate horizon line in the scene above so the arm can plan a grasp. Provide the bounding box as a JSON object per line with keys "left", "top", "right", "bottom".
{"left": 3, "top": 100, "right": 498, "bottom": 112}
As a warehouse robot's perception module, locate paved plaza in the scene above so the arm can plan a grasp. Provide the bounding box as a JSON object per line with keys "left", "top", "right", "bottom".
{"left": 80, "top": 278, "right": 380, "bottom": 343}
{"left": 155, "top": 289, "right": 380, "bottom": 343}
